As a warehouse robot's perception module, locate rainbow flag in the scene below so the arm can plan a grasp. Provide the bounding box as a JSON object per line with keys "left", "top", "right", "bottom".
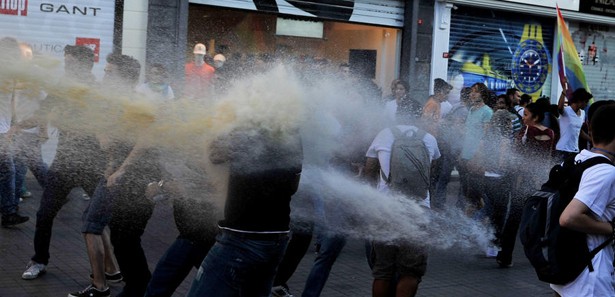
{"left": 556, "top": 5, "right": 590, "bottom": 97}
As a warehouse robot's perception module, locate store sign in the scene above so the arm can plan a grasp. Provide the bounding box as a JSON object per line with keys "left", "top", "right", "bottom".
{"left": 579, "top": 0, "right": 615, "bottom": 17}
{"left": 191, "top": 0, "right": 405, "bottom": 27}
{"left": 447, "top": 6, "right": 555, "bottom": 98}
{"left": 500, "top": 0, "right": 579, "bottom": 11}
{"left": 0, "top": 0, "right": 28, "bottom": 16}
{"left": 0, "top": 0, "right": 115, "bottom": 77}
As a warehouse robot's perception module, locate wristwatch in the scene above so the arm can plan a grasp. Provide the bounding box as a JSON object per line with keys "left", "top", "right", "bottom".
{"left": 511, "top": 24, "right": 550, "bottom": 95}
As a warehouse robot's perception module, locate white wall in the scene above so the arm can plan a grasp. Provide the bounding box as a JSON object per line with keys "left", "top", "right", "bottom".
{"left": 122, "top": 0, "right": 148, "bottom": 77}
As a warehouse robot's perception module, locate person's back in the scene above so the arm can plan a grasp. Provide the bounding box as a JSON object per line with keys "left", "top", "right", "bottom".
{"left": 220, "top": 128, "right": 303, "bottom": 232}
{"left": 364, "top": 105, "right": 440, "bottom": 296}
{"left": 551, "top": 104, "right": 615, "bottom": 297}
{"left": 187, "top": 127, "right": 303, "bottom": 297}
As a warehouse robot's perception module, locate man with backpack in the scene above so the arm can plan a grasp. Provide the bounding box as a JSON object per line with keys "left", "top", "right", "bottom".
{"left": 551, "top": 103, "right": 615, "bottom": 296}
{"left": 364, "top": 101, "right": 440, "bottom": 297}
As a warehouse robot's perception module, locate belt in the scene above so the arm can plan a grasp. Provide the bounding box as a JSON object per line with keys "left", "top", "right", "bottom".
{"left": 222, "top": 229, "right": 289, "bottom": 241}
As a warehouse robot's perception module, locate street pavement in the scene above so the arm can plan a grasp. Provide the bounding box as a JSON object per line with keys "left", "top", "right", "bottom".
{"left": 0, "top": 173, "right": 555, "bottom": 297}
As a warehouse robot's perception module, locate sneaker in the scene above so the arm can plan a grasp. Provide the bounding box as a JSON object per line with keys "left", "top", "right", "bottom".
{"left": 271, "top": 285, "right": 294, "bottom": 297}
{"left": 22, "top": 262, "right": 46, "bottom": 280}
{"left": 68, "top": 285, "right": 110, "bottom": 297}
{"left": 21, "top": 191, "right": 32, "bottom": 198}
{"left": 82, "top": 193, "right": 90, "bottom": 201}
{"left": 89, "top": 271, "right": 123, "bottom": 283}
{"left": 1, "top": 213, "right": 29, "bottom": 227}
{"left": 485, "top": 246, "right": 499, "bottom": 258}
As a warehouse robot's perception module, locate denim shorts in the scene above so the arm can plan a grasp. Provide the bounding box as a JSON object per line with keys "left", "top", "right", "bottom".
{"left": 81, "top": 178, "right": 113, "bottom": 235}
{"left": 371, "top": 240, "right": 428, "bottom": 280}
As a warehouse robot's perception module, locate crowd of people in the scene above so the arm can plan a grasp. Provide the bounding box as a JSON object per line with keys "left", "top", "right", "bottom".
{"left": 1, "top": 35, "right": 615, "bottom": 297}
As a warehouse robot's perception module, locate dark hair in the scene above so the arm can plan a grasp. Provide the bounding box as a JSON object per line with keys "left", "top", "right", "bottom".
{"left": 520, "top": 94, "right": 532, "bottom": 105}
{"left": 506, "top": 88, "right": 519, "bottom": 97}
{"left": 64, "top": 45, "right": 94, "bottom": 69}
{"left": 497, "top": 94, "right": 511, "bottom": 107}
{"left": 394, "top": 80, "right": 411, "bottom": 93}
{"left": 525, "top": 103, "right": 545, "bottom": 123}
{"left": 434, "top": 78, "right": 453, "bottom": 95}
{"left": 106, "top": 52, "right": 141, "bottom": 86}
{"left": 147, "top": 63, "right": 168, "bottom": 80}
{"left": 471, "top": 83, "right": 490, "bottom": 104}
{"left": 569, "top": 88, "right": 593, "bottom": 104}
{"left": 588, "top": 100, "right": 615, "bottom": 124}
{"left": 590, "top": 104, "right": 615, "bottom": 145}
{"left": 460, "top": 87, "right": 472, "bottom": 103}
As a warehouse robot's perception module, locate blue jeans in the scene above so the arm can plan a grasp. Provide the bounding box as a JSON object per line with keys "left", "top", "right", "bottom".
{"left": 0, "top": 141, "right": 17, "bottom": 216}
{"left": 301, "top": 232, "right": 347, "bottom": 297}
{"left": 433, "top": 144, "right": 460, "bottom": 210}
{"left": 145, "top": 237, "right": 213, "bottom": 297}
{"left": 186, "top": 230, "right": 289, "bottom": 297}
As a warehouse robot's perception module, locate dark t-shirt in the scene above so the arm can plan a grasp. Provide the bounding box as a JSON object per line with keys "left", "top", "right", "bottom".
{"left": 218, "top": 128, "right": 303, "bottom": 232}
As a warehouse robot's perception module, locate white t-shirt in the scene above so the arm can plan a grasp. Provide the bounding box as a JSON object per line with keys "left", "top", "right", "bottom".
{"left": 556, "top": 106, "right": 585, "bottom": 153}
{"left": 366, "top": 125, "right": 440, "bottom": 208}
{"left": 440, "top": 100, "right": 453, "bottom": 118}
{"left": 384, "top": 100, "right": 397, "bottom": 123}
{"left": 551, "top": 150, "right": 615, "bottom": 297}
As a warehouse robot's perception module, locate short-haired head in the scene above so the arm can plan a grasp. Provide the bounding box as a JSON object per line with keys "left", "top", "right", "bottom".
{"left": 433, "top": 78, "right": 453, "bottom": 95}
{"left": 64, "top": 45, "right": 94, "bottom": 75}
{"left": 588, "top": 100, "right": 615, "bottom": 124}
{"left": 589, "top": 104, "right": 615, "bottom": 145}
{"left": 105, "top": 52, "right": 141, "bottom": 87}
{"left": 506, "top": 88, "right": 519, "bottom": 97}
{"left": 570, "top": 88, "right": 593, "bottom": 104}
{"left": 471, "top": 83, "right": 490, "bottom": 104}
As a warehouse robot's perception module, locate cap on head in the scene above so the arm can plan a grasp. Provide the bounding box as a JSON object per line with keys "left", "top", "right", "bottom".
{"left": 213, "top": 54, "right": 226, "bottom": 62}
{"left": 193, "top": 43, "right": 206, "bottom": 55}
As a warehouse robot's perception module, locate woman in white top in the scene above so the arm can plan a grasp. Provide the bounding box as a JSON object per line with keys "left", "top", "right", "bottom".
{"left": 555, "top": 80, "right": 592, "bottom": 162}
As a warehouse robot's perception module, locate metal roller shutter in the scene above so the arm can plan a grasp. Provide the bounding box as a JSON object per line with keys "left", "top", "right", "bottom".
{"left": 447, "top": 5, "right": 555, "bottom": 98}
{"left": 190, "top": 0, "right": 404, "bottom": 27}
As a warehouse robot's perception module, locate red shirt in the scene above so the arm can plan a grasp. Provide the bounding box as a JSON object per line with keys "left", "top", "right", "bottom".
{"left": 184, "top": 62, "right": 215, "bottom": 98}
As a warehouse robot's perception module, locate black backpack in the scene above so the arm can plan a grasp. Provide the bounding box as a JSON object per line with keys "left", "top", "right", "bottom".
{"left": 519, "top": 156, "right": 614, "bottom": 285}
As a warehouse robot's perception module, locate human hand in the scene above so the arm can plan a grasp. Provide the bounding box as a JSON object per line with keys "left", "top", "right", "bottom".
{"left": 106, "top": 168, "right": 125, "bottom": 188}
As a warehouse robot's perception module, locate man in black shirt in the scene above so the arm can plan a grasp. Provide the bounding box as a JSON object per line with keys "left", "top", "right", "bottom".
{"left": 186, "top": 127, "right": 302, "bottom": 297}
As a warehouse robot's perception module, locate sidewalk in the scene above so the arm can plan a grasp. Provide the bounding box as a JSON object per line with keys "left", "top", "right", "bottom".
{"left": 0, "top": 174, "right": 554, "bottom": 297}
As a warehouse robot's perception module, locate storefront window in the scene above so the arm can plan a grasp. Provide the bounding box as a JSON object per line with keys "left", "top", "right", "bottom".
{"left": 569, "top": 22, "right": 614, "bottom": 101}
{"left": 187, "top": 4, "right": 400, "bottom": 90}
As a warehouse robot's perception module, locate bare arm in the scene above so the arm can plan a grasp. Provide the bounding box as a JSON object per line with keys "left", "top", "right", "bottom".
{"left": 560, "top": 199, "right": 612, "bottom": 235}
{"left": 558, "top": 78, "right": 568, "bottom": 115}
{"left": 364, "top": 157, "right": 380, "bottom": 185}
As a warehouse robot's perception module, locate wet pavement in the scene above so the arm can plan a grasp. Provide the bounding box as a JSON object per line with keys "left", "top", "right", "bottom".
{"left": 0, "top": 173, "right": 554, "bottom": 297}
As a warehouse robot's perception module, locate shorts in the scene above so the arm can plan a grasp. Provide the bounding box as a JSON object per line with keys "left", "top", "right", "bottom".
{"left": 81, "top": 178, "right": 114, "bottom": 235}
{"left": 371, "top": 240, "right": 428, "bottom": 280}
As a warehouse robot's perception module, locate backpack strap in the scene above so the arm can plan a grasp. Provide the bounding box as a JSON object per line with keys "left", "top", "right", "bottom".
{"left": 573, "top": 156, "right": 614, "bottom": 272}
{"left": 576, "top": 155, "right": 613, "bottom": 170}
